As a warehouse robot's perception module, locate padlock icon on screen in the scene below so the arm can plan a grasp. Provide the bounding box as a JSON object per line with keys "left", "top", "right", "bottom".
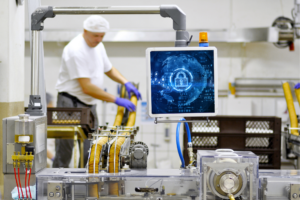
{"left": 175, "top": 72, "right": 188, "bottom": 88}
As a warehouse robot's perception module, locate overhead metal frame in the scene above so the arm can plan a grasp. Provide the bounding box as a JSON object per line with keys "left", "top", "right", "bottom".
{"left": 28, "top": 5, "right": 191, "bottom": 116}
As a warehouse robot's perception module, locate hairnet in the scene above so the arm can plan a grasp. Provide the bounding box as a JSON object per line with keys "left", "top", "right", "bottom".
{"left": 83, "top": 15, "right": 110, "bottom": 33}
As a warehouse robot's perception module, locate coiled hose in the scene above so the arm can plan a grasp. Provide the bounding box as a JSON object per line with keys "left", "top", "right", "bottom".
{"left": 176, "top": 118, "right": 192, "bottom": 168}
{"left": 295, "top": 84, "right": 300, "bottom": 106}
{"left": 108, "top": 95, "right": 137, "bottom": 196}
{"left": 88, "top": 86, "right": 126, "bottom": 197}
{"left": 283, "top": 82, "right": 299, "bottom": 136}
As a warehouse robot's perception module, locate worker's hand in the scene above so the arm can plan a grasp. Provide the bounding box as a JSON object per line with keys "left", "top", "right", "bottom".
{"left": 295, "top": 83, "right": 300, "bottom": 89}
{"left": 124, "top": 82, "right": 142, "bottom": 100}
{"left": 115, "top": 97, "right": 136, "bottom": 112}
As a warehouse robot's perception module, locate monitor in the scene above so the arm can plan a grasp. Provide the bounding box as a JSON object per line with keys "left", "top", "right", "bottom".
{"left": 146, "top": 47, "right": 218, "bottom": 117}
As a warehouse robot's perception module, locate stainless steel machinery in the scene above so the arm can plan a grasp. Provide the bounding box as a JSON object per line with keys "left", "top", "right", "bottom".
{"left": 197, "top": 149, "right": 259, "bottom": 200}
{"left": 36, "top": 168, "right": 200, "bottom": 200}
{"left": 2, "top": 114, "right": 47, "bottom": 200}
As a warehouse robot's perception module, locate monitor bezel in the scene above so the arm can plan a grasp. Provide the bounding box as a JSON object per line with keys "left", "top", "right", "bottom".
{"left": 146, "top": 47, "right": 218, "bottom": 118}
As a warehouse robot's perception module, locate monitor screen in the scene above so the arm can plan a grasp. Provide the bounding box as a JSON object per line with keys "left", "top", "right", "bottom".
{"left": 146, "top": 47, "right": 218, "bottom": 117}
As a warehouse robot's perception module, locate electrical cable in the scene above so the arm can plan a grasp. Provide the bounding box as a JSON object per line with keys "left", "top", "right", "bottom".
{"left": 283, "top": 82, "right": 299, "bottom": 135}
{"left": 17, "top": 168, "right": 24, "bottom": 199}
{"left": 295, "top": 86, "right": 300, "bottom": 106}
{"left": 25, "top": 168, "right": 28, "bottom": 199}
{"left": 176, "top": 123, "right": 185, "bottom": 168}
{"left": 108, "top": 94, "right": 138, "bottom": 196}
{"left": 181, "top": 118, "right": 192, "bottom": 143}
{"left": 228, "top": 193, "right": 235, "bottom": 200}
{"left": 14, "top": 168, "right": 20, "bottom": 199}
{"left": 176, "top": 118, "right": 192, "bottom": 168}
{"left": 88, "top": 86, "right": 127, "bottom": 197}
{"left": 28, "top": 168, "right": 32, "bottom": 199}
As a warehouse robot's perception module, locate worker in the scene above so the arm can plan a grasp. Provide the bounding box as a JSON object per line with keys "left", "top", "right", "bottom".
{"left": 53, "top": 15, "right": 141, "bottom": 168}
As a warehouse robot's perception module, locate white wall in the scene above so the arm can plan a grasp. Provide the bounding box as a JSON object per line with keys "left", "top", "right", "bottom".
{"left": 1, "top": 0, "right": 24, "bottom": 103}
{"left": 24, "top": 0, "right": 300, "bottom": 168}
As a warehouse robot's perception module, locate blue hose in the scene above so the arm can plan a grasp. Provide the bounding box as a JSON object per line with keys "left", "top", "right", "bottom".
{"left": 176, "top": 118, "right": 192, "bottom": 168}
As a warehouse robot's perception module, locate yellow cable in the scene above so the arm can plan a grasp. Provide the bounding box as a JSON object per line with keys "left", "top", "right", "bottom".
{"left": 108, "top": 95, "right": 138, "bottom": 196}
{"left": 113, "top": 86, "right": 126, "bottom": 125}
{"left": 88, "top": 86, "right": 126, "bottom": 197}
{"left": 283, "top": 82, "right": 299, "bottom": 136}
{"left": 228, "top": 194, "right": 235, "bottom": 200}
{"left": 295, "top": 87, "right": 300, "bottom": 107}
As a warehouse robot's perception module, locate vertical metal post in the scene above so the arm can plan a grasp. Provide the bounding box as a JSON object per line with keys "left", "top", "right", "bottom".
{"left": 31, "top": 30, "right": 39, "bottom": 95}
{"left": 74, "top": 132, "right": 78, "bottom": 168}
{"left": 249, "top": 165, "right": 253, "bottom": 200}
{"left": 297, "top": 156, "right": 300, "bottom": 169}
{"left": 71, "top": 182, "right": 75, "bottom": 200}
{"left": 203, "top": 165, "right": 207, "bottom": 200}
{"left": 80, "top": 139, "right": 84, "bottom": 168}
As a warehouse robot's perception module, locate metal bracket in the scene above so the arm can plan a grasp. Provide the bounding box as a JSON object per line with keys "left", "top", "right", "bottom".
{"left": 160, "top": 5, "right": 186, "bottom": 30}
{"left": 31, "top": 6, "right": 55, "bottom": 31}
{"left": 25, "top": 95, "right": 43, "bottom": 116}
{"left": 160, "top": 5, "right": 190, "bottom": 47}
{"left": 47, "top": 181, "right": 63, "bottom": 200}
{"left": 154, "top": 117, "right": 210, "bottom": 124}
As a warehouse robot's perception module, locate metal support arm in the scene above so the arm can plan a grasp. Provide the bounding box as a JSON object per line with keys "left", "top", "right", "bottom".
{"left": 160, "top": 5, "right": 190, "bottom": 47}
{"left": 28, "top": 4, "right": 190, "bottom": 115}
{"left": 30, "top": 5, "right": 190, "bottom": 46}
{"left": 160, "top": 5, "right": 186, "bottom": 31}
{"left": 31, "top": 6, "right": 55, "bottom": 30}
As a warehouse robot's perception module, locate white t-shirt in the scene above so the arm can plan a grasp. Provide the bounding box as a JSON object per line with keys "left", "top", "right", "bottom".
{"left": 56, "top": 34, "right": 112, "bottom": 105}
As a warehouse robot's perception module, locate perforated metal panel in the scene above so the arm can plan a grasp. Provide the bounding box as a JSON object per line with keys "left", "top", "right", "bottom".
{"left": 52, "top": 111, "right": 81, "bottom": 124}
{"left": 245, "top": 137, "right": 272, "bottom": 148}
{"left": 184, "top": 116, "right": 281, "bottom": 169}
{"left": 258, "top": 155, "right": 270, "bottom": 164}
{"left": 47, "top": 108, "right": 95, "bottom": 133}
{"left": 192, "top": 136, "right": 217, "bottom": 147}
{"left": 246, "top": 121, "right": 274, "bottom": 134}
{"left": 192, "top": 120, "right": 220, "bottom": 133}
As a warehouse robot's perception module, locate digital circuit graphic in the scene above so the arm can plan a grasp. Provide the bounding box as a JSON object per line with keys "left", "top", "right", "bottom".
{"left": 150, "top": 50, "right": 215, "bottom": 114}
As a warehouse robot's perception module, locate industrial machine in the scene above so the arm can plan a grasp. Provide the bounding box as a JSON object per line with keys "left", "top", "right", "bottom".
{"left": 35, "top": 149, "right": 300, "bottom": 200}
{"left": 198, "top": 149, "right": 259, "bottom": 200}
{"left": 36, "top": 168, "right": 200, "bottom": 200}
{"left": 2, "top": 114, "right": 47, "bottom": 200}
{"left": 5, "top": 2, "right": 300, "bottom": 200}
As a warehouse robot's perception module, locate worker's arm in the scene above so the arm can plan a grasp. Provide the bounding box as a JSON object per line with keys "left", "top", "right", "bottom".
{"left": 105, "top": 66, "right": 142, "bottom": 99}
{"left": 78, "top": 78, "right": 116, "bottom": 102}
{"left": 105, "top": 66, "right": 128, "bottom": 84}
{"left": 77, "top": 78, "right": 136, "bottom": 111}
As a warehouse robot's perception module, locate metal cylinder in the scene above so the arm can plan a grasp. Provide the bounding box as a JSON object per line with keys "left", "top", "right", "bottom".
{"left": 15, "top": 114, "right": 33, "bottom": 143}
{"left": 53, "top": 6, "right": 160, "bottom": 15}
{"left": 31, "top": 30, "right": 39, "bottom": 95}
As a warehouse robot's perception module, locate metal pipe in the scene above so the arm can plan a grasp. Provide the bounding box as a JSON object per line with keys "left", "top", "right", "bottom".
{"left": 53, "top": 6, "right": 160, "bottom": 15}
{"left": 31, "top": 30, "right": 39, "bottom": 95}
{"left": 71, "top": 183, "right": 75, "bottom": 200}
{"left": 154, "top": 119, "right": 208, "bottom": 124}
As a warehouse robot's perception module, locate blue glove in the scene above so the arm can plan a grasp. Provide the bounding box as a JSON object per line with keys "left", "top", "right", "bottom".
{"left": 295, "top": 83, "right": 300, "bottom": 89}
{"left": 124, "top": 82, "right": 142, "bottom": 100}
{"left": 115, "top": 97, "right": 136, "bottom": 111}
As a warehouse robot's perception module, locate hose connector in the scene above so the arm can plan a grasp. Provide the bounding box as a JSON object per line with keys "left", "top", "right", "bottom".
{"left": 228, "top": 193, "right": 235, "bottom": 200}
{"left": 187, "top": 144, "right": 194, "bottom": 164}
